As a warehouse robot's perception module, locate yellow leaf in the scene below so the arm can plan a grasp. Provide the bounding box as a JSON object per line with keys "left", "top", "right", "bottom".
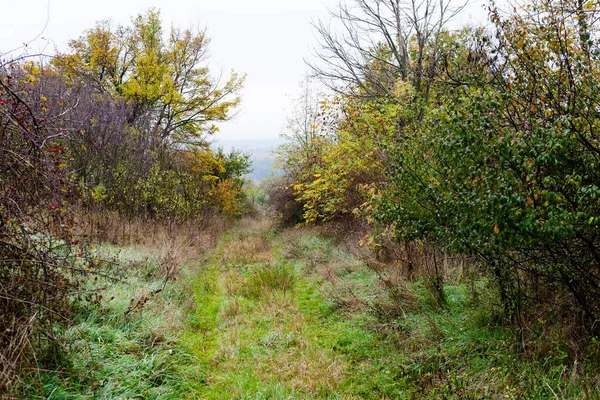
{"left": 494, "top": 225, "right": 500, "bottom": 234}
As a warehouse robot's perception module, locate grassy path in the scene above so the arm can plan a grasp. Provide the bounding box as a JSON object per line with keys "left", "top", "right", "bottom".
{"left": 179, "top": 218, "right": 597, "bottom": 399}
{"left": 24, "top": 217, "right": 598, "bottom": 398}
{"left": 181, "top": 219, "right": 409, "bottom": 399}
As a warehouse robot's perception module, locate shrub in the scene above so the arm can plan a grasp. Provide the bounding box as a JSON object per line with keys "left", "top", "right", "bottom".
{"left": 0, "top": 61, "right": 81, "bottom": 394}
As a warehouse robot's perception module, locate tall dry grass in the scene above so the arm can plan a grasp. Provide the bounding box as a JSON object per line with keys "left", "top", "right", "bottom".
{"left": 79, "top": 208, "right": 227, "bottom": 249}
{"left": 78, "top": 208, "right": 229, "bottom": 317}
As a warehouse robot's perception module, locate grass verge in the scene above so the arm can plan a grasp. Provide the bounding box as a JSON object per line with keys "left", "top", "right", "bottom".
{"left": 19, "top": 234, "right": 210, "bottom": 399}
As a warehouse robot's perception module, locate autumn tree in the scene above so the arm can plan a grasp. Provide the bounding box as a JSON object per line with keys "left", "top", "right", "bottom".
{"left": 46, "top": 10, "right": 251, "bottom": 220}
{"left": 275, "top": 0, "right": 470, "bottom": 228}
{"left": 377, "top": 0, "right": 600, "bottom": 334}
{"left": 54, "top": 9, "right": 245, "bottom": 147}
{"left": 271, "top": 79, "right": 337, "bottom": 225}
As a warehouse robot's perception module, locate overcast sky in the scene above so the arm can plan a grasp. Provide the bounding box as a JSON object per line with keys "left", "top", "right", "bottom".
{"left": 1, "top": 0, "right": 488, "bottom": 141}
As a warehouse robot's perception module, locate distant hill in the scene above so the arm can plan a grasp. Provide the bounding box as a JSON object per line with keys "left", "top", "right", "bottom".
{"left": 213, "top": 138, "right": 284, "bottom": 182}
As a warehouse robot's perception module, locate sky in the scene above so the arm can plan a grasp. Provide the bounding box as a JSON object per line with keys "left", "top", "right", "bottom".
{"left": 0, "top": 0, "right": 489, "bottom": 141}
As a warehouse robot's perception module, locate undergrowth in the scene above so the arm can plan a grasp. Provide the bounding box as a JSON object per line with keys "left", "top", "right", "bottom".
{"left": 276, "top": 231, "right": 600, "bottom": 399}
{"left": 16, "top": 218, "right": 600, "bottom": 399}
{"left": 18, "top": 239, "right": 207, "bottom": 399}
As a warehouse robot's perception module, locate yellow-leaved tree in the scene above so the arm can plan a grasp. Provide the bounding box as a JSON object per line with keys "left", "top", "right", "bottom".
{"left": 53, "top": 8, "right": 245, "bottom": 147}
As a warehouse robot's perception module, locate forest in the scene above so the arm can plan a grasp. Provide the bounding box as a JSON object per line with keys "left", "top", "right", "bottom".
{"left": 2, "top": 0, "right": 600, "bottom": 398}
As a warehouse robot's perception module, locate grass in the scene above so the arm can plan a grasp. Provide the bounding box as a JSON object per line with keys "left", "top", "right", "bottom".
{"left": 20, "top": 217, "right": 600, "bottom": 399}
{"left": 19, "top": 236, "right": 208, "bottom": 399}
{"left": 185, "top": 227, "right": 599, "bottom": 399}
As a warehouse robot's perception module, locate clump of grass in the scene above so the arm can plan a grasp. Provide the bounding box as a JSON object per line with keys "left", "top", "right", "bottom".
{"left": 254, "top": 339, "right": 348, "bottom": 396}
{"left": 280, "top": 231, "right": 333, "bottom": 267}
{"left": 222, "top": 269, "right": 246, "bottom": 296}
{"left": 244, "top": 262, "right": 296, "bottom": 299}
{"left": 219, "top": 235, "right": 272, "bottom": 266}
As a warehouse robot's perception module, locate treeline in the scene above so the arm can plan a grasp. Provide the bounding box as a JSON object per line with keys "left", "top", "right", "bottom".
{"left": 274, "top": 0, "right": 600, "bottom": 353}
{"left": 0, "top": 10, "right": 250, "bottom": 393}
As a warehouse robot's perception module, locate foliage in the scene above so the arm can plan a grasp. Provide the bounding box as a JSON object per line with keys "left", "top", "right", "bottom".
{"left": 294, "top": 98, "right": 399, "bottom": 223}
{"left": 377, "top": 0, "right": 600, "bottom": 334}
{"left": 1, "top": 9, "right": 250, "bottom": 395}
{"left": 43, "top": 9, "right": 251, "bottom": 220}
{"left": 274, "top": 0, "right": 600, "bottom": 373}
{"left": 53, "top": 9, "right": 245, "bottom": 145}
{"left": 86, "top": 146, "right": 251, "bottom": 220}
{"left": 266, "top": 176, "right": 306, "bottom": 227}
{"left": 245, "top": 181, "right": 269, "bottom": 209}
{"left": 0, "top": 61, "right": 85, "bottom": 394}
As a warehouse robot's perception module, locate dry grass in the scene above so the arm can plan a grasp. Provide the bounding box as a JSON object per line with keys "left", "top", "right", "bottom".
{"left": 222, "top": 269, "right": 246, "bottom": 296}
{"left": 236, "top": 216, "right": 274, "bottom": 234}
{"left": 211, "top": 289, "right": 349, "bottom": 398}
{"left": 257, "top": 341, "right": 348, "bottom": 395}
{"left": 78, "top": 209, "right": 226, "bottom": 251}
{"left": 0, "top": 318, "right": 35, "bottom": 398}
{"left": 219, "top": 236, "right": 272, "bottom": 266}
{"left": 81, "top": 209, "right": 227, "bottom": 302}
{"left": 192, "top": 225, "right": 354, "bottom": 398}
{"left": 252, "top": 297, "right": 348, "bottom": 396}
{"left": 218, "top": 298, "right": 241, "bottom": 321}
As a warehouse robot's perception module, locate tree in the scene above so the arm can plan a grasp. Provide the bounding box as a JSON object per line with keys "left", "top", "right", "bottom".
{"left": 279, "top": 78, "right": 332, "bottom": 178}
{"left": 309, "top": 0, "right": 466, "bottom": 107}
{"left": 53, "top": 9, "right": 245, "bottom": 147}
{"left": 378, "top": 0, "right": 600, "bottom": 334}
{"left": 43, "top": 10, "right": 253, "bottom": 220}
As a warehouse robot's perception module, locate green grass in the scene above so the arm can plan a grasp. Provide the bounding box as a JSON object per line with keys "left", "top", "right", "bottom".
{"left": 21, "top": 221, "right": 600, "bottom": 399}
{"left": 21, "top": 245, "right": 204, "bottom": 399}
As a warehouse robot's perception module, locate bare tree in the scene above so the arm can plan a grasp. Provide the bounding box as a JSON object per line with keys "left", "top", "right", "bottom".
{"left": 283, "top": 78, "right": 325, "bottom": 165}
{"left": 308, "top": 0, "right": 468, "bottom": 105}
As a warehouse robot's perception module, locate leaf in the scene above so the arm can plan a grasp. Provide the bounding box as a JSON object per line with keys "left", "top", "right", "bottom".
{"left": 516, "top": 38, "right": 525, "bottom": 49}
